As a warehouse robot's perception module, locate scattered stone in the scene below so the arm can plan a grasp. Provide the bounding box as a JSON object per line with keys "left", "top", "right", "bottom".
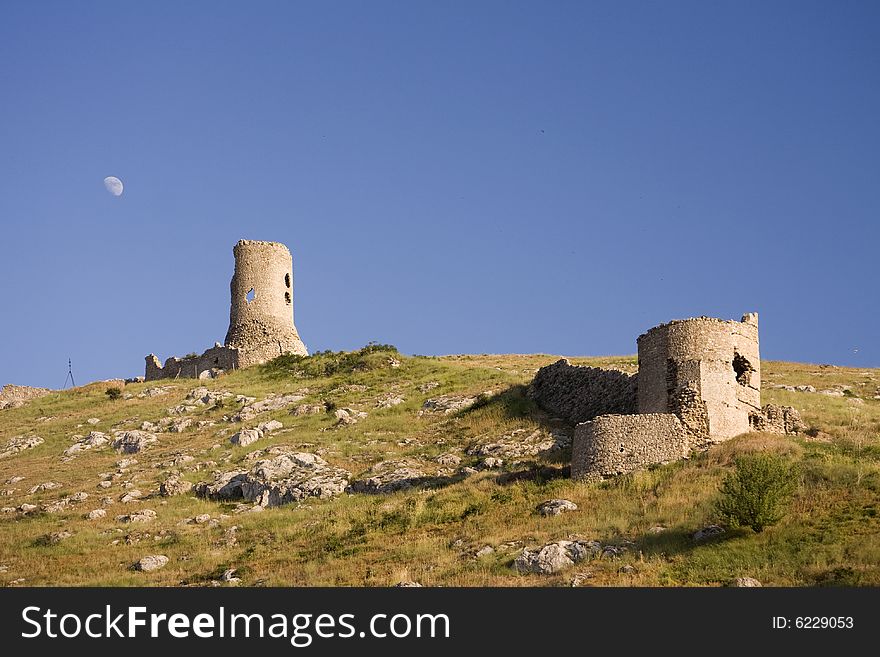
{"left": 87, "top": 509, "right": 107, "bottom": 520}
{"left": 98, "top": 481, "right": 112, "bottom": 489}
{"left": 117, "top": 509, "right": 157, "bottom": 523}
{"left": 570, "top": 571, "right": 594, "bottom": 586}
{"left": 647, "top": 526, "right": 667, "bottom": 534}
{"left": 421, "top": 394, "right": 479, "bottom": 415}
{"left": 394, "top": 581, "right": 422, "bottom": 587}
{"left": 230, "top": 428, "right": 263, "bottom": 447}
{"left": 466, "top": 428, "right": 558, "bottom": 460}
{"left": 348, "top": 459, "right": 429, "bottom": 494}
{"left": 819, "top": 389, "right": 845, "bottom": 397}
{"left": 112, "top": 431, "right": 158, "bottom": 454}
{"left": 290, "top": 403, "right": 326, "bottom": 416}
{"left": 6, "top": 476, "right": 25, "bottom": 485}
{"left": 120, "top": 490, "right": 143, "bottom": 503}
{"left": 435, "top": 453, "right": 461, "bottom": 467}
{"left": 28, "top": 481, "right": 61, "bottom": 494}
{"left": 117, "top": 457, "right": 138, "bottom": 468}
{"left": 137, "top": 386, "right": 175, "bottom": 399}
{"left": 196, "top": 448, "right": 350, "bottom": 507}
{"left": 514, "top": 540, "right": 601, "bottom": 575}
{"left": 478, "top": 457, "right": 503, "bottom": 469}
{"left": 233, "top": 393, "right": 306, "bottom": 422}
{"left": 64, "top": 431, "right": 110, "bottom": 457}
{"left": 475, "top": 545, "right": 495, "bottom": 558}
{"left": 221, "top": 568, "right": 240, "bottom": 583}
{"left": 732, "top": 577, "right": 762, "bottom": 587}
{"left": 169, "top": 418, "right": 193, "bottom": 433}
{"left": 0, "top": 435, "right": 44, "bottom": 459}
{"left": 135, "top": 555, "right": 169, "bottom": 572}
{"left": 750, "top": 404, "right": 807, "bottom": 435}
{"left": 159, "top": 475, "right": 193, "bottom": 497}
{"left": 693, "top": 525, "right": 726, "bottom": 542}
{"left": 376, "top": 394, "right": 405, "bottom": 409}
{"left": 47, "top": 531, "right": 73, "bottom": 544}
{"left": 87, "top": 418, "right": 101, "bottom": 425}
{"left": 417, "top": 381, "right": 440, "bottom": 393}
{"left": 618, "top": 564, "right": 637, "bottom": 575}
{"left": 193, "top": 513, "right": 211, "bottom": 524}
{"left": 257, "top": 419, "right": 283, "bottom": 433}
{"left": 334, "top": 408, "right": 368, "bottom": 426}
{"left": 536, "top": 499, "right": 578, "bottom": 516}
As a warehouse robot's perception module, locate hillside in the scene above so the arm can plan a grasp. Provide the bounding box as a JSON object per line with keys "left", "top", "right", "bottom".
{"left": 1, "top": 347, "right": 878, "bottom": 587}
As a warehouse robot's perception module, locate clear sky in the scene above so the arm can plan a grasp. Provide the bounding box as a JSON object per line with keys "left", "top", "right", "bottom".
{"left": 1, "top": 1, "right": 878, "bottom": 388}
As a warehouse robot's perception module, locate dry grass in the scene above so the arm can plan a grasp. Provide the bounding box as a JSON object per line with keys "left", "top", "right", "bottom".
{"left": 0, "top": 352, "right": 878, "bottom": 587}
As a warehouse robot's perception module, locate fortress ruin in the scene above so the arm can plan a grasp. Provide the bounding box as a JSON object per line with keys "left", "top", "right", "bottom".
{"left": 529, "top": 313, "right": 805, "bottom": 482}
{"left": 145, "top": 240, "right": 308, "bottom": 381}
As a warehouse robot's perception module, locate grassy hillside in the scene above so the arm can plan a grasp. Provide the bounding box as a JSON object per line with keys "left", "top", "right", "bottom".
{"left": 1, "top": 348, "right": 878, "bottom": 587}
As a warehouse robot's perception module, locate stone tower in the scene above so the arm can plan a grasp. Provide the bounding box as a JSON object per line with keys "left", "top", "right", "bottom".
{"left": 224, "top": 239, "right": 308, "bottom": 367}
{"left": 636, "top": 313, "right": 760, "bottom": 440}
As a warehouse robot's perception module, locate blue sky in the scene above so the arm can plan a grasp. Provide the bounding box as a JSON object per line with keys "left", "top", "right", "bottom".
{"left": 1, "top": 1, "right": 878, "bottom": 388}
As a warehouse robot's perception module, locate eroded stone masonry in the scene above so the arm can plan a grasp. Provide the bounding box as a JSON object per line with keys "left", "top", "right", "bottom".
{"left": 146, "top": 240, "right": 308, "bottom": 381}
{"left": 529, "top": 313, "right": 805, "bottom": 482}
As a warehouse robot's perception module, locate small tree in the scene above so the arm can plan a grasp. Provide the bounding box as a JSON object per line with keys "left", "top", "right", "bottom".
{"left": 105, "top": 387, "right": 122, "bottom": 401}
{"left": 714, "top": 453, "right": 798, "bottom": 532}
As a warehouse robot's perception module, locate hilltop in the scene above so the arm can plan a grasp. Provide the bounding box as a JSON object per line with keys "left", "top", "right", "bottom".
{"left": 0, "top": 346, "right": 878, "bottom": 586}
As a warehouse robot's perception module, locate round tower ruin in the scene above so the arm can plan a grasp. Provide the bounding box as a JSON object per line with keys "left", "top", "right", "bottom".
{"left": 224, "top": 239, "right": 308, "bottom": 367}
{"left": 636, "top": 313, "right": 760, "bottom": 440}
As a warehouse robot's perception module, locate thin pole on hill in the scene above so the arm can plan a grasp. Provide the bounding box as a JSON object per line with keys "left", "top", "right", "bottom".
{"left": 63, "top": 358, "right": 76, "bottom": 389}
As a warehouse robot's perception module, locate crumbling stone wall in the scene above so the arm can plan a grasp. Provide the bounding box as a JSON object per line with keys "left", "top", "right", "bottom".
{"left": 146, "top": 343, "right": 239, "bottom": 381}
{"left": 529, "top": 359, "right": 637, "bottom": 424}
{"left": 571, "top": 413, "right": 689, "bottom": 482}
{"left": 750, "top": 404, "right": 808, "bottom": 435}
{"left": 0, "top": 384, "right": 52, "bottom": 409}
{"left": 567, "top": 312, "right": 807, "bottom": 482}
{"left": 145, "top": 240, "right": 308, "bottom": 381}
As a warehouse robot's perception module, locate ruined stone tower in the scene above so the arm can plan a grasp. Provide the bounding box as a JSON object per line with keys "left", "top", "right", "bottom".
{"left": 224, "top": 240, "right": 308, "bottom": 368}
{"left": 144, "top": 239, "right": 307, "bottom": 380}
{"left": 636, "top": 313, "right": 760, "bottom": 440}
{"left": 531, "top": 312, "right": 803, "bottom": 482}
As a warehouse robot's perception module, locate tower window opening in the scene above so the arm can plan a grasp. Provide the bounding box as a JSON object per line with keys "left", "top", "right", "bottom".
{"left": 285, "top": 291, "right": 291, "bottom": 304}
{"left": 733, "top": 352, "right": 753, "bottom": 386}
{"left": 246, "top": 288, "right": 255, "bottom": 303}
{"left": 284, "top": 273, "right": 291, "bottom": 288}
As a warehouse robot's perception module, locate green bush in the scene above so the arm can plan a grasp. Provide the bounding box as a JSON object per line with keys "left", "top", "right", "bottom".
{"left": 714, "top": 453, "right": 799, "bottom": 532}
{"left": 263, "top": 343, "right": 400, "bottom": 378}
{"left": 105, "top": 387, "right": 122, "bottom": 401}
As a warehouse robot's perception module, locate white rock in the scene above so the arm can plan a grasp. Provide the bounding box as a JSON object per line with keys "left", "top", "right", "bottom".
{"left": 135, "top": 555, "right": 169, "bottom": 572}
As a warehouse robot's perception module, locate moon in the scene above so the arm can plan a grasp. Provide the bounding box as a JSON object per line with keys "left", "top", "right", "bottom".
{"left": 103, "top": 176, "right": 124, "bottom": 197}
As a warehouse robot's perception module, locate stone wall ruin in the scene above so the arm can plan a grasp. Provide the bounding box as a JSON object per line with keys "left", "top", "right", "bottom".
{"left": 530, "top": 313, "right": 806, "bottom": 482}
{"left": 145, "top": 240, "right": 308, "bottom": 381}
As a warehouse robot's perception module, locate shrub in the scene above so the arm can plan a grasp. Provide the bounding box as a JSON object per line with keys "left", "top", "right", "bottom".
{"left": 714, "top": 453, "right": 798, "bottom": 532}
{"left": 105, "top": 387, "right": 122, "bottom": 401}
{"left": 263, "top": 344, "right": 400, "bottom": 378}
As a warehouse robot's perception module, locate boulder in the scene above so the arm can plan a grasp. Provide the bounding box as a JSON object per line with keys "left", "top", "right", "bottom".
{"left": 135, "top": 555, "right": 169, "bottom": 572}
{"left": 348, "top": 459, "right": 429, "bottom": 494}
{"left": 536, "top": 499, "right": 578, "bottom": 516}
{"left": 159, "top": 475, "right": 193, "bottom": 497}
{"left": 732, "top": 577, "right": 762, "bottom": 587}
{"left": 112, "top": 431, "right": 158, "bottom": 454}
{"left": 0, "top": 435, "right": 44, "bottom": 459}
{"left": 230, "top": 429, "right": 263, "bottom": 447}
{"left": 196, "top": 448, "right": 350, "bottom": 508}
{"left": 514, "top": 540, "right": 601, "bottom": 575}
{"left": 334, "top": 408, "right": 367, "bottom": 426}
{"left": 117, "top": 509, "right": 157, "bottom": 523}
